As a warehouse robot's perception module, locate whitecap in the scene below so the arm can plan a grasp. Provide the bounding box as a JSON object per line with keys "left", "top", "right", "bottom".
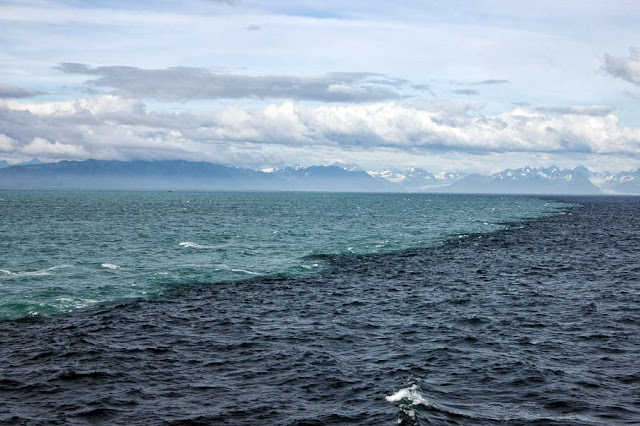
{"left": 385, "top": 384, "right": 431, "bottom": 406}
{"left": 231, "top": 268, "right": 261, "bottom": 276}
{"left": 49, "top": 264, "right": 71, "bottom": 271}
{"left": 386, "top": 384, "right": 433, "bottom": 423}
{"left": 179, "top": 241, "right": 200, "bottom": 248}
{"left": 73, "top": 298, "right": 99, "bottom": 309}
{"left": 22, "top": 269, "right": 52, "bottom": 276}
{"left": 179, "top": 241, "right": 216, "bottom": 249}
{"left": 101, "top": 263, "right": 120, "bottom": 270}
{"left": 0, "top": 264, "right": 70, "bottom": 277}
{"left": 300, "top": 263, "right": 320, "bottom": 270}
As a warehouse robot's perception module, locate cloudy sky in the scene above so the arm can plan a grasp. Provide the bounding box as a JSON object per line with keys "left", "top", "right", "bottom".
{"left": 1, "top": 0, "right": 640, "bottom": 173}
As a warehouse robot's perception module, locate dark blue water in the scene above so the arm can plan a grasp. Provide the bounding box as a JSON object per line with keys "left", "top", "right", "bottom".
{"left": 1, "top": 195, "right": 639, "bottom": 425}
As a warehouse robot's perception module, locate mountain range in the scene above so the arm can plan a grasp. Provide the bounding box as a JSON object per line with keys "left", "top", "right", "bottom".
{"left": 367, "top": 165, "right": 640, "bottom": 194}
{"left": 445, "top": 166, "right": 600, "bottom": 194}
{"left": 0, "top": 159, "right": 639, "bottom": 194}
{"left": 0, "top": 160, "right": 382, "bottom": 192}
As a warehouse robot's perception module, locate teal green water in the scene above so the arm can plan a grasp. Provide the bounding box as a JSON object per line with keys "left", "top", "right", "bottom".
{"left": 0, "top": 191, "right": 568, "bottom": 320}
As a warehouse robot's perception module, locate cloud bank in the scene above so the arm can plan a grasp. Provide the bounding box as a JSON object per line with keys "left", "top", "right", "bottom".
{"left": 1, "top": 95, "right": 638, "bottom": 171}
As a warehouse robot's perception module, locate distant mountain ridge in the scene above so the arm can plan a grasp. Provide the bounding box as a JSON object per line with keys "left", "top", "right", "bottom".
{"left": 0, "top": 159, "right": 639, "bottom": 194}
{"left": 367, "top": 167, "right": 466, "bottom": 190}
{"left": 272, "top": 165, "right": 382, "bottom": 192}
{"left": 0, "top": 160, "right": 383, "bottom": 192}
{"left": 601, "top": 169, "right": 640, "bottom": 194}
{"left": 446, "top": 166, "right": 601, "bottom": 195}
{"left": 0, "top": 158, "right": 42, "bottom": 169}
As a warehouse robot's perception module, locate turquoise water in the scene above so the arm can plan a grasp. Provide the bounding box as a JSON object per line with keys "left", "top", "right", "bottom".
{"left": 0, "top": 191, "right": 568, "bottom": 320}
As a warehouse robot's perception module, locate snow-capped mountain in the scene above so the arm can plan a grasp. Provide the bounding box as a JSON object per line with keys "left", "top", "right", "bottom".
{"left": 601, "top": 169, "right": 640, "bottom": 194}
{"left": 272, "top": 165, "right": 383, "bottom": 191}
{"left": 1, "top": 159, "right": 639, "bottom": 194}
{"left": 494, "top": 165, "right": 586, "bottom": 182}
{"left": 447, "top": 166, "right": 601, "bottom": 194}
{"left": 330, "top": 162, "right": 362, "bottom": 172}
{"left": 367, "top": 167, "right": 465, "bottom": 191}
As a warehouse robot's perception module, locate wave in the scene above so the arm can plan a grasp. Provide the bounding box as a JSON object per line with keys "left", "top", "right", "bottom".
{"left": 386, "top": 384, "right": 605, "bottom": 425}
{"left": 230, "top": 268, "right": 261, "bottom": 276}
{"left": 101, "top": 263, "right": 120, "bottom": 270}
{"left": 299, "top": 263, "right": 320, "bottom": 270}
{"left": 0, "top": 193, "right": 576, "bottom": 321}
{"left": 386, "top": 384, "right": 435, "bottom": 423}
{"left": 0, "top": 264, "right": 71, "bottom": 278}
{"left": 386, "top": 384, "right": 431, "bottom": 406}
{"left": 178, "top": 241, "right": 222, "bottom": 249}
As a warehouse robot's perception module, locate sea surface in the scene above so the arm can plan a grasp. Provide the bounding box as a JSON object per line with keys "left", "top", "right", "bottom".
{"left": 0, "top": 192, "right": 639, "bottom": 425}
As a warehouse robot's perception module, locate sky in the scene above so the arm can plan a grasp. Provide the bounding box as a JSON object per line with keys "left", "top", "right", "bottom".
{"left": 1, "top": 0, "right": 640, "bottom": 174}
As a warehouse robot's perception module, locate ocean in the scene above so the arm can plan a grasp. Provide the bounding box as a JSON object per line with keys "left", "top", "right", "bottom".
{"left": 0, "top": 192, "right": 638, "bottom": 424}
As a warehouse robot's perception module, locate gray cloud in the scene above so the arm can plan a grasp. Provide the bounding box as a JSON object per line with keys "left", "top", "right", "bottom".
{"left": 0, "top": 84, "right": 46, "bottom": 99}
{"left": 361, "top": 76, "right": 410, "bottom": 87}
{"left": 473, "top": 79, "right": 509, "bottom": 85}
{"left": 411, "top": 84, "right": 435, "bottom": 96}
{"left": 604, "top": 47, "right": 640, "bottom": 86}
{"left": 411, "top": 84, "right": 431, "bottom": 91}
{"left": 535, "top": 105, "right": 615, "bottom": 116}
{"left": 55, "top": 63, "right": 407, "bottom": 103}
{"left": 453, "top": 89, "right": 479, "bottom": 96}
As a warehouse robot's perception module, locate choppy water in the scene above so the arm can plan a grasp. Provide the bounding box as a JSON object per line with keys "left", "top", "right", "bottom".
{"left": 1, "top": 193, "right": 639, "bottom": 425}
{"left": 0, "top": 191, "right": 564, "bottom": 320}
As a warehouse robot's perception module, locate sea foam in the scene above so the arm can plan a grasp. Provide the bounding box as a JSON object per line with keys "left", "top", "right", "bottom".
{"left": 0, "top": 265, "right": 70, "bottom": 277}
{"left": 231, "top": 268, "right": 261, "bottom": 276}
{"left": 101, "top": 263, "right": 120, "bottom": 270}
{"left": 386, "top": 384, "right": 431, "bottom": 406}
{"left": 386, "top": 384, "right": 432, "bottom": 422}
{"left": 179, "top": 242, "right": 214, "bottom": 249}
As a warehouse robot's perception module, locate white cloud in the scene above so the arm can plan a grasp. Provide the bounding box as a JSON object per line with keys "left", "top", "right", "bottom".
{"left": 0, "top": 95, "right": 141, "bottom": 116}
{"left": 1, "top": 96, "right": 639, "bottom": 172}
{"left": 0, "top": 134, "right": 18, "bottom": 152}
{"left": 22, "top": 137, "right": 89, "bottom": 159}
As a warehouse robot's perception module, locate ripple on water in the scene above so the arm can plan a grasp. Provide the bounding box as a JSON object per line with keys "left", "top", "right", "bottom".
{"left": 0, "top": 196, "right": 638, "bottom": 424}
